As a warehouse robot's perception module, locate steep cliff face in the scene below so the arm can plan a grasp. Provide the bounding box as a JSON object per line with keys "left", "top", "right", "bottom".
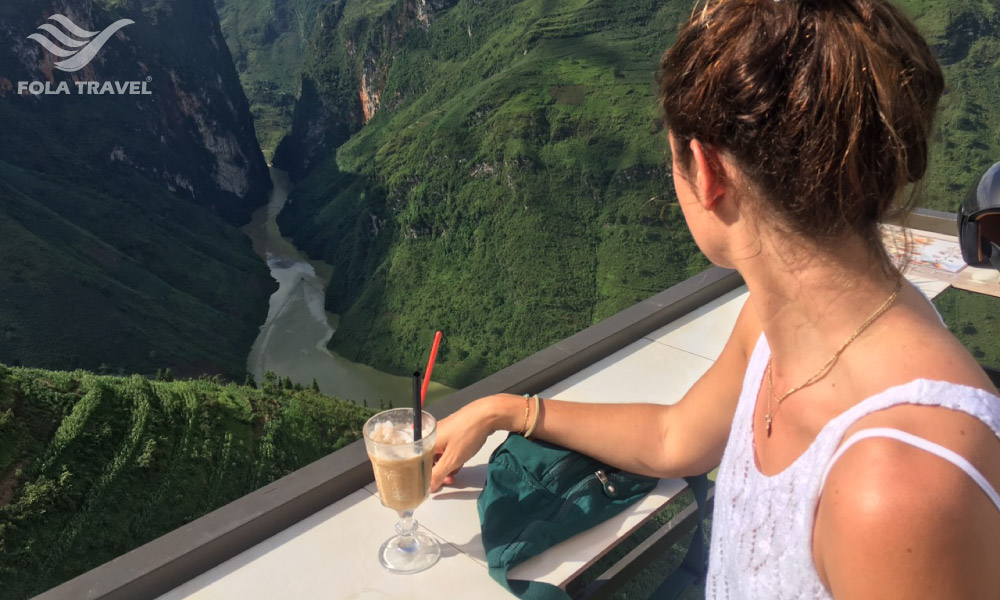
{"left": 0, "top": 0, "right": 276, "bottom": 379}
{"left": 356, "top": 0, "right": 456, "bottom": 124}
{"left": 273, "top": 0, "right": 457, "bottom": 179}
{"left": 215, "top": 0, "right": 332, "bottom": 160}
{"left": 0, "top": 0, "right": 271, "bottom": 222}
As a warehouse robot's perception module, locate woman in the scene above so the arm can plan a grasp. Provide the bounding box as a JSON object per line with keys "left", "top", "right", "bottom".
{"left": 431, "top": 0, "right": 1000, "bottom": 597}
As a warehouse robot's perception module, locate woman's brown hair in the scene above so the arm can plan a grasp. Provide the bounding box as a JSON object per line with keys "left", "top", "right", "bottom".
{"left": 660, "top": 0, "right": 944, "bottom": 269}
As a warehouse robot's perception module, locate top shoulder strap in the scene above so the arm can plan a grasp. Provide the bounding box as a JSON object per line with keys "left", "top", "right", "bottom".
{"left": 820, "top": 427, "right": 1000, "bottom": 513}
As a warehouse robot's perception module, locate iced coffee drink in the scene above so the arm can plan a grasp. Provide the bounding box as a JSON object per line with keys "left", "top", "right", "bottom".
{"left": 363, "top": 408, "right": 440, "bottom": 573}
{"left": 367, "top": 420, "right": 434, "bottom": 512}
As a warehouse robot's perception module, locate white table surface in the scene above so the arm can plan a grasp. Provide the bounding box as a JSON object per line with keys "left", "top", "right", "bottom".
{"left": 156, "top": 488, "right": 513, "bottom": 600}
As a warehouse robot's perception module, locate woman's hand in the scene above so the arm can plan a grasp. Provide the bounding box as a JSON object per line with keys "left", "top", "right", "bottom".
{"left": 430, "top": 394, "right": 518, "bottom": 492}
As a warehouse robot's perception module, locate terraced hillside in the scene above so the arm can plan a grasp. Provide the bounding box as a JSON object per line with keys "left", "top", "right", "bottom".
{"left": 0, "top": 366, "right": 373, "bottom": 599}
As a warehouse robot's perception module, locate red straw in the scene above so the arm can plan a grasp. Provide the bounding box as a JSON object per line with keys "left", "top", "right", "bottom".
{"left": 421, "top": 331, "right": 443, "bottom": 406}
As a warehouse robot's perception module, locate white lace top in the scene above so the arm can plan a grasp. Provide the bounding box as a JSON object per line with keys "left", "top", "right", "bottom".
{"left": 705, "top": 334, "right": 1000, "bottom": 599}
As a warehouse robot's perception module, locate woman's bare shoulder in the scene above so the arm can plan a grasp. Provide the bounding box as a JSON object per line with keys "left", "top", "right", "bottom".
{"left": 813, "top": 394, "right": 1000, "bottom": 599}
{"left": 816, "top": 283, "right": 1000, "bottom": 595}
{"left": 815, "top": 428, "right": 1000, "bottom": 598}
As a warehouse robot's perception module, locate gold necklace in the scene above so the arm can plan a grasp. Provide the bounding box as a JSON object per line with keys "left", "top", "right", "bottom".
{"left": 764, "top": 281, "right": 903, "bottom": 438}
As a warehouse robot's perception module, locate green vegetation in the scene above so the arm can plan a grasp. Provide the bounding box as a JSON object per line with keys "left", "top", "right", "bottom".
{"left": 897, "top": 0, "right": 1000, "bottom": 210}
{"left": 0, "top": 364, "right": 373, "bottom": 600}
{"left": 272, "top": 0, "right": 1000, "bottom": 388}
{"left": 0, "top": 0, "right": 274, "bottom": 380}
{"left": 215, "top": 0, "right": 332, "bottom": 160}
{"left": 277, "top": 0, "right": 708, "bottom": 388}
{"left": 934, "top": 288, "right": 1000, "bottom": 370}
{"left": 0, "top": 159, "right": 273, "bottom": 379}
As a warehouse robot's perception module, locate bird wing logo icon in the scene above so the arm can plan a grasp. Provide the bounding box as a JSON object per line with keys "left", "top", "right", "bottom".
{"left": 26, "top": 14, "right": 134, "bottom": 73}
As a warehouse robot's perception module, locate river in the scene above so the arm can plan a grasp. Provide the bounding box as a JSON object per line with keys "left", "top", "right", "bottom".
{"left": 243, "top": 168, "right": 453, "bottom": 408}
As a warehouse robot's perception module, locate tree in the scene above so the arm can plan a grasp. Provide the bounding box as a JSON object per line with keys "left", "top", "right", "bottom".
{"left": 311, "top": 379, "right": 321, "bottom": 393}
{"left": 263, "top": 371, "right": 278, "bottom": 392}
{"left": 244, "top": 373, "right": 257, "bottom": 388}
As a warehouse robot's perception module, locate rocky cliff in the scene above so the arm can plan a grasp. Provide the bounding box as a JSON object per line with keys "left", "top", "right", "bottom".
{"left": 0, "top": 0, "right": 276, "bottom": 379}
{"left": 272, "top": 0, "right": 457, "bottom": 179}
{"left": 214, "top": 0, "right": 333, "bottom": 160}
{"left": 0, "top": 0, "right": 271, "bottom": 222}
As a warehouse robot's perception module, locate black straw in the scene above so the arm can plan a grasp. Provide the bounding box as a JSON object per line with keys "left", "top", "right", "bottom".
{"left": 412, "top": 371, "right": 422, "bottom": 442}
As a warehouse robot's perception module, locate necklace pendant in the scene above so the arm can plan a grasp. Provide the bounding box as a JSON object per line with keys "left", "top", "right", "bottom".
{"left": 766, "top": 415, "right": 772, "bottom": 438}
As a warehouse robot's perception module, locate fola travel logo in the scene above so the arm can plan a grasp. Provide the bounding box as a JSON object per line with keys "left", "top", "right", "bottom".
{"left": 28, "top": 14, "right": 133, "bottom": 72}
{"left": 18, "top": 14, "right": 151, "bottom": 96}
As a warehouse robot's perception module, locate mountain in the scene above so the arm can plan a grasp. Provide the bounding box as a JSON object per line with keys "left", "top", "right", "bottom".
{"left": 0, "top": 365, "right": 373, "bottom": 599}
{"left": 896, "top": 0, "right": 1000, "bottom": 211}
{"left": 271, "top": 0, "right": 468, "bottom": 181}
{"left": 270, "top": 0, "right": 1000, "bottom": 388}
{"left": 273, "top": 0, "right": 708, "bottom": 388}
{"left": 0, "top": 0, "right": 275, "bottom": 380}
{"left": 214, "top": 0, "right": 332, "bottom": 160}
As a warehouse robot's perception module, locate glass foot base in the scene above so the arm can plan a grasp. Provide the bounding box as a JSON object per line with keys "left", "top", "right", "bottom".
{"left": 379, "top": 532, "right": 441, "bottom": 574}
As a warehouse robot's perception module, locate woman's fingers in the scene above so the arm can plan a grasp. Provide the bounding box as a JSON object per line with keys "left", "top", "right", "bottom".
{"left": 431, "top": 439, "right": 479, "bottom": 491}
{"left": 430, "top": 452, "right": 456, "bottom": 492}
{"left": 431, "top": 422, "right": 459, "bottom": 491}
{"left": 428, "top": 398, "right": 495, "bottom": 493}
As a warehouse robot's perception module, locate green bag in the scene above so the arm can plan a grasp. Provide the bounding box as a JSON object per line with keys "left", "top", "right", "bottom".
{"left": 477, "top": 433, "right": 659, "bottom": 600}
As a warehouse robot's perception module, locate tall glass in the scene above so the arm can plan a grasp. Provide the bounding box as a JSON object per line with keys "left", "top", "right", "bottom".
{"left": 363, "top": 408, "right": 440, "bottom": 573}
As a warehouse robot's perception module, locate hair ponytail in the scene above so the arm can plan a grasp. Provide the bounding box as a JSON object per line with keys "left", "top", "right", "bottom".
{"left": 660, "top": 0, "right": 944, "bottom": 269}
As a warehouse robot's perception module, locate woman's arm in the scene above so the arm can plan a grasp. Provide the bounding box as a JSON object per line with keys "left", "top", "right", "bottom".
{"left": 430, "top": 296, "right": 762, "bottom": 491}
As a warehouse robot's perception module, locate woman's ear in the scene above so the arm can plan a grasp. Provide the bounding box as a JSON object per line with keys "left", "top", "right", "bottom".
{"left": 690, "top": 139, "right": 726, "bottom": 209}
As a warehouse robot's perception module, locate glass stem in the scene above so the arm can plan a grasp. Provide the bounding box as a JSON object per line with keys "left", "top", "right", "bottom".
{"left": 395, "top": 510, "right": 418, "bottom": 552}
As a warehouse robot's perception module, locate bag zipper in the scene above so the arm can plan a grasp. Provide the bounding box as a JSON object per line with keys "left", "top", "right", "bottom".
{"left": 553, "top": 472, "right": 602, "bottom": 519}
{"left": 595, "top": 469, "right": 616, "bottom": 497}
{"left": 538, "top": 450, "right": 579, "bottom": 484}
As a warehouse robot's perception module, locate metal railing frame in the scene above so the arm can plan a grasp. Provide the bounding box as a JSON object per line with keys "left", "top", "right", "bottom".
{"left": 575, "top": 488, "right": 716, "bottom": 600}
